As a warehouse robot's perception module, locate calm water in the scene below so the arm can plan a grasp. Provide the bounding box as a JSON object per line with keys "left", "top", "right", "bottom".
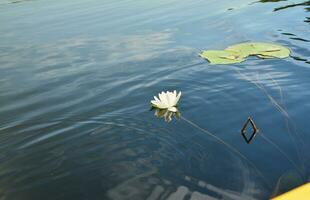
{"left": 0, "top": 0, "right": 309, "bottom": 199}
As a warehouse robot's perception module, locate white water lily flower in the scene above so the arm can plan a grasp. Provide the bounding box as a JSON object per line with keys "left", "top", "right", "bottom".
{"left": 151, "top": 90, "right": 181, "bottom": 112}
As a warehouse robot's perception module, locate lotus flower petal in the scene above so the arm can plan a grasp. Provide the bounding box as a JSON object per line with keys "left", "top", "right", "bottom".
{"left": 151, "top": 90, "right": 181, "bottom": 112}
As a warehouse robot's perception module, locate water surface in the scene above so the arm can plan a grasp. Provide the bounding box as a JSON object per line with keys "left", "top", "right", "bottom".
{"left": 0, "top": 0, "right": 309, "bottom": 199}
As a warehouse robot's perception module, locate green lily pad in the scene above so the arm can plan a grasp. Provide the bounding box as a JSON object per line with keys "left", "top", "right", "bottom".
{"left": 225, "top": 42, "right": 290, "bottom": 59}
{"left": 199, "top": 50, "right": 246, "bottom": 64}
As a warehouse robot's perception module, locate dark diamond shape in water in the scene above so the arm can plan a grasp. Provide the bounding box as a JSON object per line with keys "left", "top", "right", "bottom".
{"left": 241, "top": 117, "right": 258, "bottom": 144}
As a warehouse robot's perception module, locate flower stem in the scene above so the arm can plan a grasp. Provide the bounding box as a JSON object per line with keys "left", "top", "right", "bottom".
{"left": 181, "top": 115, "right": 272, "bottom": 190}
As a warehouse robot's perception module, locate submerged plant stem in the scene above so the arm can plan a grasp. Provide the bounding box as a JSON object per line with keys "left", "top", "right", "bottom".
{"left": 180, "top": 116, "right": 272, "bottom": 189}
{"left": 260, "top": 132, "right": 305, "bottom": 179}
{"left": 234, "top": 68, "right": 306, "bottom": 167}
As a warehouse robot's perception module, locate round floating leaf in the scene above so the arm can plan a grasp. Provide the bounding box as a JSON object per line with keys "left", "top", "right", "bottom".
{"left": 199, "top": 50, "right": 246, "bottom": 64}
{"left": 225, "top": 42, "right": 290, "bottom": 59}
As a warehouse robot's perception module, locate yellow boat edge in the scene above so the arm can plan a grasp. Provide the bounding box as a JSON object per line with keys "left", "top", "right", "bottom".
{"left": 271, "top": 182, "right": 310, "bottom": 200}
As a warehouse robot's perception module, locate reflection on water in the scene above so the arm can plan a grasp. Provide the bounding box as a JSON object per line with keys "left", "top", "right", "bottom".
{"left": 281, "top": 32, "right": 309, "bottom": 43}
{"left": 257, "top": 0, "right": 287, "bottom": 3}
{"left": 273, "top": 0, "right": 310, "bottom": 27}
{"left": 273, "top": 0, "right": 310, "bottom": 12}
{"left": 271, "top": 170, "right": 304, "bottom": 197}
{"left": 153, "top": 108, "right": 181, "bottom": 123}
{"left": 258, "top": 0, "right": 310, "bottom": 26}
{"left": 108, "top": 174, "right": 261, "bottom": 200}
{"left": 0, "top": 0, "right": 33, "bottom": 5}
{"left": 0, "top": 0, "right": 310, "bottom": 199}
